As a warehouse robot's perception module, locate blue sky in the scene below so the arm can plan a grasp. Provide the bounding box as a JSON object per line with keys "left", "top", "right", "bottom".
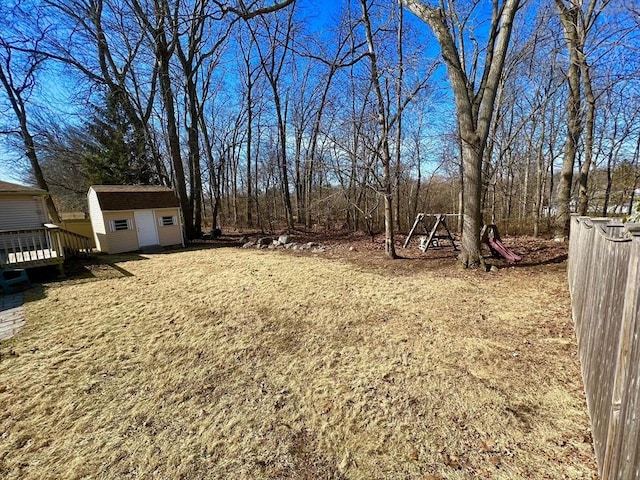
{"left": 0, "top": 155, "right": 24, "bottom": 184}
{"left": 0, "top": 0, "right": 443, "bottom": 187}
{"left": 0, "top": 0, "right": 344, "bottom": 187}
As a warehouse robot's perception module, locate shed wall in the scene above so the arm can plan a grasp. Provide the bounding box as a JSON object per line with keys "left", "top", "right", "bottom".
{"left": 102, "top": 211, "right": 138, "bottom": 254}
{"left": 88, "top": 188, "right": 107, "bottom": 252}
{"left": 155, "top": 208, "right": 182, "bottom": 247}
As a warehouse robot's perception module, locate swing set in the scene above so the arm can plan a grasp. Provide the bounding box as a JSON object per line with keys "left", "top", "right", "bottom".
{"left": 403, "top": 213, "right": 522, "bottom": 263}
{"left": 403, "top": 213, "right": 459, "bottom": 252}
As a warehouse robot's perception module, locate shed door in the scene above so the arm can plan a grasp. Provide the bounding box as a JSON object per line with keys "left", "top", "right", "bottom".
{"left": 134, "top": 210, "right": 159, "bottom": 246}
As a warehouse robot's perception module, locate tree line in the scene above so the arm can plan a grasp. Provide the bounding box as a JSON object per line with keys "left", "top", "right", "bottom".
{"left": 1, "top": 0, "right": 638, "bottom": 266}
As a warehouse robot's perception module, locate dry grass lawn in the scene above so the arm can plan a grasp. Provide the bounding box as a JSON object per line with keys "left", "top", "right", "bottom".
{"left": 0, "top": 245, "right": 596, "bottom": 479}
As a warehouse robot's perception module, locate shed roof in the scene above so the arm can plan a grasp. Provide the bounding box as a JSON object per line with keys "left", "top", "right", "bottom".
{"left": 0, "top": 180, "right": 48, "bottom": 196}
{"left": 90, "top": 185, "right": 180, "bottom": 211}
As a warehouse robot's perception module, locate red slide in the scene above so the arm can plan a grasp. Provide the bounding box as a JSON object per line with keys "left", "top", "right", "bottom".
{"left": 488, "top": 238, "right": 522, "bottom": 263}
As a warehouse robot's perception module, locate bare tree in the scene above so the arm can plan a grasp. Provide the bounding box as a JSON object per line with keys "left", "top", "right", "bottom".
{"left": 401, "top": 0, "right": 521, "bottom": 267}
{"left": 0, "top": 19, "right": 60, "bottom": 222}
{"left": 42, "top": 0, "right": 167, "bottom": 184}
{"left": 360, "top": 0, "right": 398, "bottom": 258}
{"left": 553, "top": 0, "right": 610, "bottom": 238}
{"left": 246, "top": 4, "right": 296, "bottom": 230}
{"left": 175, "top": 1, "right": 235, "bottom": 236}
{"left": 294, "top": 9, "right": 369, "bottom": 228}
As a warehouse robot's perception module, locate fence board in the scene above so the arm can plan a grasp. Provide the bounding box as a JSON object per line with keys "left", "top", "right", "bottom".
{"left": 568, "top": 217, "right": 640, "bottom": 479}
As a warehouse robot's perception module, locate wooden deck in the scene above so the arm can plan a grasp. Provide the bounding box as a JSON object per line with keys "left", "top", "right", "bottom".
{"left": 0, "top": 225, "right": 91, "bottom": 273}
{"left": 4, "top": 249, "right": 62, "bottom": 267}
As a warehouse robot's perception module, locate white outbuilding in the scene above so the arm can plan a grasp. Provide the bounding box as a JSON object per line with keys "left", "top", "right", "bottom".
{"left": 88, "top": 185, "right": 184, "bottom": 254}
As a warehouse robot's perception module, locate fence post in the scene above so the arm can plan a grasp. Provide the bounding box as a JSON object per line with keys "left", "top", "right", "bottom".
{"left": 602, "top": 223, "right": 640, "bottom": 479}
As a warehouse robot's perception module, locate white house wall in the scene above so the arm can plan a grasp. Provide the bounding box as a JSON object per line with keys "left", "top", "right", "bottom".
{"left": 0, "top": 195, "right": 48, "bottom": 230}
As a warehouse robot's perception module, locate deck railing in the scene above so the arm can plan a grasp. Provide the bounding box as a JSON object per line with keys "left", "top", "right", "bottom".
{"left": 0, "top": 225, "right": 92, "bottom": 270}
{"left": 50, "top": 224, "right": 92, "bottom": 259}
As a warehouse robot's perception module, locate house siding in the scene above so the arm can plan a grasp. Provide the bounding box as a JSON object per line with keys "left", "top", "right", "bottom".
{"left": 155, "top": 208, "right": 182, "bottom": 247}
{"left": 88, "top": 188, "right": 108, "bottom": 252}
{"left": 0, "top": 195, "right": 48, "bottom": 230}
{"left": 0, "top": 194, "right": 50, "bottom": 257}
{"left": 102, "top": 212, "right": 139, "bottom": 254}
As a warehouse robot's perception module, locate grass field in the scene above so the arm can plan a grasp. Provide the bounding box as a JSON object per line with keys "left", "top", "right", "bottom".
{"left": 0, "top": 245, "right": 597, "bottom": 479}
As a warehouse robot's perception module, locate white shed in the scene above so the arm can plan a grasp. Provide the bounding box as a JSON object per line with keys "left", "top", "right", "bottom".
{"left": 88, "top": 185, "right": 184, "bottom": 254}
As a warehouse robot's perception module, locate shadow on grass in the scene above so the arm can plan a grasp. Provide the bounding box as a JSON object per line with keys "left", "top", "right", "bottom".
{"left": 0, "top": 286, "right": 44, "bottom": 312}
{"left": 0, "top": 254, "right": 143, "bottom": 341}
{"left": 20, "top": 253, "right": 146, "bottom": 289}
{"left": 59, "top": 254, "right": 141, "bottom": 283}
{"left": 511, "top": 253, "right": 569, "bottom": 268}
{"left": 481, "top": 251, "right": 568, "bottom": 270}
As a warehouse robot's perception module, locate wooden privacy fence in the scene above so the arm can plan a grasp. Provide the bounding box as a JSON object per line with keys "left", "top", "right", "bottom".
{"left": 568, "top": 216, "right": 640, "bottom": 479}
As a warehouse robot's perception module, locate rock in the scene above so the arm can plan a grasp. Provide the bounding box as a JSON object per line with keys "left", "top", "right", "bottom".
{"left": 242, "top": 241, "right": 254, "bottom": 249}
{"left": 306, "top": 242, "right": 319, "bottom": 248}
{"left": 349, "top": 246, "right": 357, "bottom": 252}
{"left": 272, "top": 239, "right": 281, "bottom": 247}
{"left": 258, "top": 237, "right": 273, "bottom": 246}
{"left": 490, "top": 265, "right": 499, "bottom": 273}
{"left": 240, "top": 235, "right": 249, "bottom": 243}
{"left": 278, "top": 235, "right": 290, "bottom": 245}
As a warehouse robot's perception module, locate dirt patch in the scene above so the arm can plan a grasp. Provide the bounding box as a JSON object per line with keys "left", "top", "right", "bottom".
{"left": 0, "top": 239, "right": 594, "bottom": 479}
{"left": 199, "top": 230, "right": 569, "bottom": 276}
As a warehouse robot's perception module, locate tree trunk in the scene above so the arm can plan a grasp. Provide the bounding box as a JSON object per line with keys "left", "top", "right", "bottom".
{"left": 157, "top": 45, "right": 192, "bottom": 238}
{"left": 458, "top": 159, "right": 464, "bottom": 234}
{"left": 273, "top": 89, "right": 294, "bottom": 229}
{"left": 394, "top": 0, "right": 404, "bottom": 233}
{"left": 603, "top": 150, "right": 614, "bottom": 216}
{"left": 401, "top": 0, "right": 520, "bottom": 266}
{"left": 246, "top": 77, "right": 254, "bottom": 227}
{"left": 577, "top": 59, "right": 596, "bottom": 216}
{"left": 554, "top": 20, "right": 581, "bottom": 238}
{"left": 533, "top": 136, "right": 545, "bottom": 238}
{"left": 129, "top": 0, "right": 193, "bottom": 238}
{"left": 459, "top": 138, "right": 484, "bottom": 268}
{"left": 187, "top": 97, "right": 203, "bottom": 237}
{"left": 361, "top": 0, "right": 397, "bottom": 259}
{"left": 553, "top": 0, "right": 605, "bottom": 237}
{"left": 26, "top": 130, "right": 61, "bottom": 223}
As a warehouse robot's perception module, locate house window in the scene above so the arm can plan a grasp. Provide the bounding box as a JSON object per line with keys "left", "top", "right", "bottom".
{"left": 160, "top": 216, "right": 176, "bottom": 227}
{"left": 110, "top": 219, "right": 132, "bottom": 231}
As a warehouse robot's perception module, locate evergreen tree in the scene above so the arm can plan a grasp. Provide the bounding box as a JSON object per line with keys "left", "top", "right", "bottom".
{"left": 84, "top": 90, "right": 151, "bottom": 185}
